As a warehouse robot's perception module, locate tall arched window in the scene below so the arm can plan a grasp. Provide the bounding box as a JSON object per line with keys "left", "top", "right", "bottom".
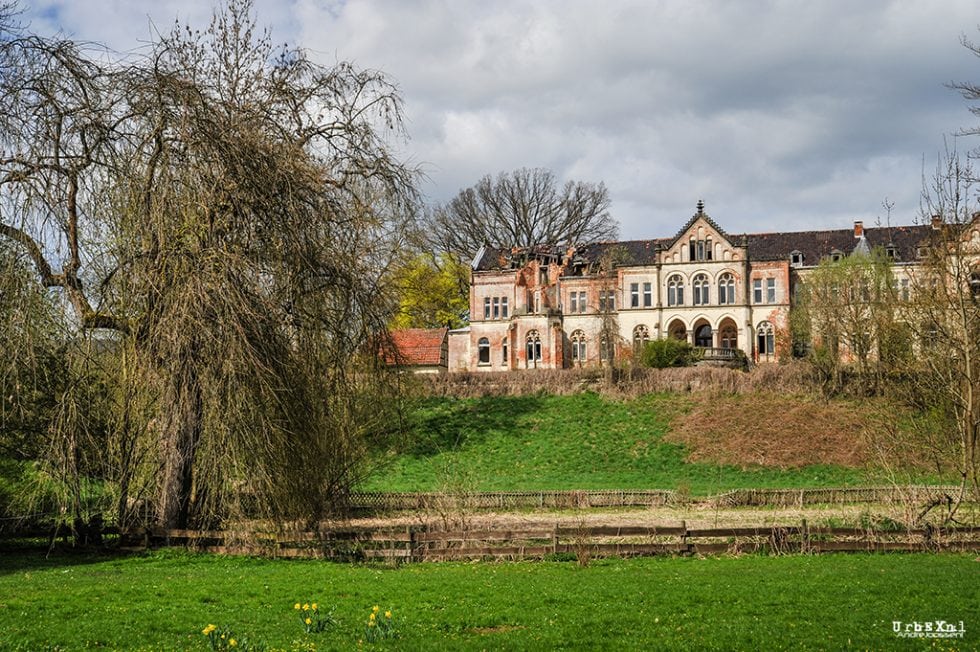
{"left": 718, "top": 273, "right": 735, "bottom": 305}
{"left": 478, "top": 337, "right": 490, "bottom": 365}
{"left": 667, "top": 275, "right": 684, "bottom": 306}
{"left": 693, "top": 273, "right": 709, "bottom": 306}
{"left": 719, "top": 319, "right": 737, "bottom": 349}
{"left": 599, "top": 335, "right": 611, "bottom": 364}
{"left": 632, "top": 324, "right": 650, "bottom": 353}
{"left": 570, "top": 330, "right": 587, "bottom": 364}
{"left": 756, "top": 321, "right": 775, "bottom": 358}
{"left": 694, "top": 323, "right": 712, "bottom": 347}
{"left": 525, "top": 330, "right": 542, "bottom": 367}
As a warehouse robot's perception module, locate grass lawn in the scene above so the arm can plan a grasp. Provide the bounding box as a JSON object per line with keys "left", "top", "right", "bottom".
{"left": 0, "top": 549, "right": 975, "bottom": 651}
{"left": 362, "top": 393, "right": 875, "bottom": 493}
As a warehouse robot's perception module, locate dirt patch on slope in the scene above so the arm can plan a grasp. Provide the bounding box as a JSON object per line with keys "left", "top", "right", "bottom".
{"left": 664, "top": 393, "right": 871, "bottom": 468}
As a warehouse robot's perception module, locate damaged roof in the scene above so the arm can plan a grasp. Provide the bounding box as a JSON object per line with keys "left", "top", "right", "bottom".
{"left": 472, "top": 223, "right": 933, "bottom": 271}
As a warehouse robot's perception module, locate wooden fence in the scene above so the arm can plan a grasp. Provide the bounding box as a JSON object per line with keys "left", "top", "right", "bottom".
{"left": 113, "top": 520, "right": 980, "bottom": 562}
{"left": 349, "top": 485, "right": 962, "bottom": 511}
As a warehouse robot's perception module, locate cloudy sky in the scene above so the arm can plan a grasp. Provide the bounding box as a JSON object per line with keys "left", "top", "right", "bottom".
{"left": 24, "top": 0, "right": 980, "bottom": 239}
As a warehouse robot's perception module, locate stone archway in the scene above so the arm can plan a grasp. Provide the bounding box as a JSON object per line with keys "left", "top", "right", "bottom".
{"left": 693, "top": 319, "right": 713, "bottom": 348}
{"left": 667, "top": 318, "right": 687, "bottom": 342}
{"left": 718, "top": 318, "right": 738, "bottom": 350}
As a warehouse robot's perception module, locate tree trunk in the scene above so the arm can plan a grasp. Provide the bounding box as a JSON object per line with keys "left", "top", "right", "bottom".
{"left": 157, "top": 369, "right": 203, "bottom": 530}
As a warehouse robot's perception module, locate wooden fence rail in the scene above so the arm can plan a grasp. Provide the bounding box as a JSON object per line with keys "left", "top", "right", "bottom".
{"left": 108, "top": 521, "right": 980, "bottom": 562}
{"left": 348, "top": 485, "right": 963, "bottom": 511}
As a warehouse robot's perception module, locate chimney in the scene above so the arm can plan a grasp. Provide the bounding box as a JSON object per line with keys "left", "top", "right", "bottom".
{"left": 931, "top": 214, "right": 942, "bottom": 230}
{"left": 853, "top": 221, "right": 864, "bottom": 238}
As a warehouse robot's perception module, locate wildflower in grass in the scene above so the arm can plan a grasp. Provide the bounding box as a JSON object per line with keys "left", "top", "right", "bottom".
{"left": 295, "top": 600, "right": 334, "bottom": 634}
{"left": 202, "top": 625, "right": 258, "bottom": 651}
{"left": 365, "top": 606, "right": 396, "bottom": 643}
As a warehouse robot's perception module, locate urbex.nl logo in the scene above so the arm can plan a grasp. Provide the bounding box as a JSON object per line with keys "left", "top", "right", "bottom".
{"left": 892, "top": 620, "right": 965, "bottom": 639}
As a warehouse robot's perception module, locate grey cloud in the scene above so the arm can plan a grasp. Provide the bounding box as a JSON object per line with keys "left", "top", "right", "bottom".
{"left": 25, "top": 0, "right": 980, "bottom": 238}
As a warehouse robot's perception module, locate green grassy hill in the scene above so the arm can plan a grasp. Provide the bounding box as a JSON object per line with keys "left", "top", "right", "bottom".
{"left": 362, "top": 393, "right": 885, "bottom": 494}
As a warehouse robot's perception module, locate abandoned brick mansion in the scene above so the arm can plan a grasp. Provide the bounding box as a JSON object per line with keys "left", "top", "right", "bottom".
{"left": 441, "top": 200, "right": 939, "bottom": 372}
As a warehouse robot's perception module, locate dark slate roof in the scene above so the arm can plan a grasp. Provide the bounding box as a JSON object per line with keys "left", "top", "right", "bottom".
{"left": 573, "top": 239, "right": 670, "bottom": 267}
{"left": 471, "top": 223, "right": 934, "bottom": 271}
{"left": 743, "top": 224, "right": 931, "bottom": 264}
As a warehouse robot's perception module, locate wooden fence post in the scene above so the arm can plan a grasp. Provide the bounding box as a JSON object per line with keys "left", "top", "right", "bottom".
{"left": 552, "top": 523, "right": 559, "bottom": 556}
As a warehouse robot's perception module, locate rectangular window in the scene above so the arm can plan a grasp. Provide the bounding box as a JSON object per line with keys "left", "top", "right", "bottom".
{"left": 502, "top": 340, "right": 508, "bottom": 364}
{"left": 900, "top": 279, "right": 909, "bottom": 302}
{"left": 501, "top": 297, "right": 509, "bottom": 318}
{"left": 492, "top": 297, "right": 500, "bottom": 319}
{"left": 570, "top": 292, "right": 578, "bottom": 314}
{"left": 766, "top": 278, "right": 776, "bottom": 304}
{"left": 753, "top": 279, "right": 762, "bottom": 304}
{"left": 642, "top": 282, "right": 652, "bottom": 307}
{"left": 630, "top": 283, "right": 639, "bottom": 308}
{"left": 483, "top": 297, "right": 491, "bottom": 319}
{"left": 705, "top": 238, "right": 712, "bottom": 260}
{"left": 578, "top": 291, "right": 587, "bottom": 313}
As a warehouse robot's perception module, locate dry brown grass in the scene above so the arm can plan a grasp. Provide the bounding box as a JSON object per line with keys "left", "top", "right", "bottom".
{"left": 420, "top": 362, "right": 819, "bottom": 399}
{"left": 665, "top": 393, "right": 871, "bottom": 469}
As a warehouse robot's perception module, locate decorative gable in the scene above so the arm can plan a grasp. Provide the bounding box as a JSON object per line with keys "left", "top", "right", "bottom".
{"left": 661, "top": 200, "right": 742, "bottom": 263}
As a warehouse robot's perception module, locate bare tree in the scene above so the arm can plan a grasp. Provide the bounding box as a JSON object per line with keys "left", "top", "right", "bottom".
{"left": 0, "top": 0, "right": 419, "bottom": 529}
{"left": 896, "top": 147, "right": 980, "bottom": 520}
{"left": 429, "top": 167, "right": 617, "bottom": 262}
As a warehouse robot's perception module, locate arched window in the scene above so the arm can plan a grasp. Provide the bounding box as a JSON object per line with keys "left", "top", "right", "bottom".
{"left": 599, "top": 335, "right": 611, "bottom": 364}
{"left": 478, "top": 337, "right": 490, "bottom": 365}
{"left": 667, "top": 275, "right": 684, "bottom": 306}
{"left": 525, "top": 330, "right": 542, "bottom": 367}
{"left": 719, "top": 320, "right": 738, "bottom": 350}
{"left": 718, "top": 273, "right": 735, "bottom": 305}
{"left": 570, "top": 330, "right": 587, "bottom": 364}
{"left": 693, "top": 274, "right": 709, "bottom": 306}
{"left": 694, "top": 323, "right": 712, "bottom": 348}
{"left": 756, "top": 321, "right": 775, "bottom": 358}
{"left": 632, "top": 324, "right": 650, "bottom": 353}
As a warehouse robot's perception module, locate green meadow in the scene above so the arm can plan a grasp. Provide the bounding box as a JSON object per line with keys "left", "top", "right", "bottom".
{"left": 0, "top": 549, "right": 975, "bottom": 651}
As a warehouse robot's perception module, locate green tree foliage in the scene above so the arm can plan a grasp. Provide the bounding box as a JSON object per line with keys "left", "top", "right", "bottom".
{"left": 639, "top": 338, "right": 695, "bottom": 369}
{"left": 390, "top": 253, "right": 469, "bottom": 329}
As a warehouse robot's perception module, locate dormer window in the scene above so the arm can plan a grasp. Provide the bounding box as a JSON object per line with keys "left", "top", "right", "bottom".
{"left": 830, "top": 249, "right": 844, "bottom": 263}
{"left": 916, "top": 246, "right": 929, "bottom": 259}
{"left": 885, "top": 244, "right": 898, "bottom": 260}
{"left": 790, "top": 250, "right": 804, "bottom": 267}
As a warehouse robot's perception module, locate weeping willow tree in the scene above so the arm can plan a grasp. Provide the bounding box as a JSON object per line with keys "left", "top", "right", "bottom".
{"left": 0, "top": 0, "right": 418, "bottom": 530}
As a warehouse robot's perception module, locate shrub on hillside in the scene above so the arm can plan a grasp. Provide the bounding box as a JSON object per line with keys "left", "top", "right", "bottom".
{"left": 639, "top": 339, "right": 695, "bottom": 369}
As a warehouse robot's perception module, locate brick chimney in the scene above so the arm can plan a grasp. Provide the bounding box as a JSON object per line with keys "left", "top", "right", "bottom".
{"left": 931, "top": 214, "right": 942, "bottom": 230}
{"left": 853, "top": 221, "right": 864, "bottom": 238}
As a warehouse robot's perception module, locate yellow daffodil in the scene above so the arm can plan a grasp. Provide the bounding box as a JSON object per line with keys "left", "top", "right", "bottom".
{"left": 305, "top": 617, "right": 312, "bottom": 625}
{"left": 312, "top": 603, "right": 318, "bottom": 611}
{"left": 229, "top": 639, "right": 237, "bottom": 648}
{"left": 372, "top": 605, "right": 380, "bottom": 613}
{"left": 202, "top": 624, "right": 217, "bottom": 636}
{"left": 385, "top": 611, "right": 392, "bottom": 619}
{"left": 369, "top": 612, "right": 376, "bottom": 621}
{"left": 303, "top": 603, "right": 310, "bottom": 611}
{"left": 368, "top": 620, "right": 376, "bottom": 628}
{"left": 294, "top": 603, "right": 301, "bottom": 610}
